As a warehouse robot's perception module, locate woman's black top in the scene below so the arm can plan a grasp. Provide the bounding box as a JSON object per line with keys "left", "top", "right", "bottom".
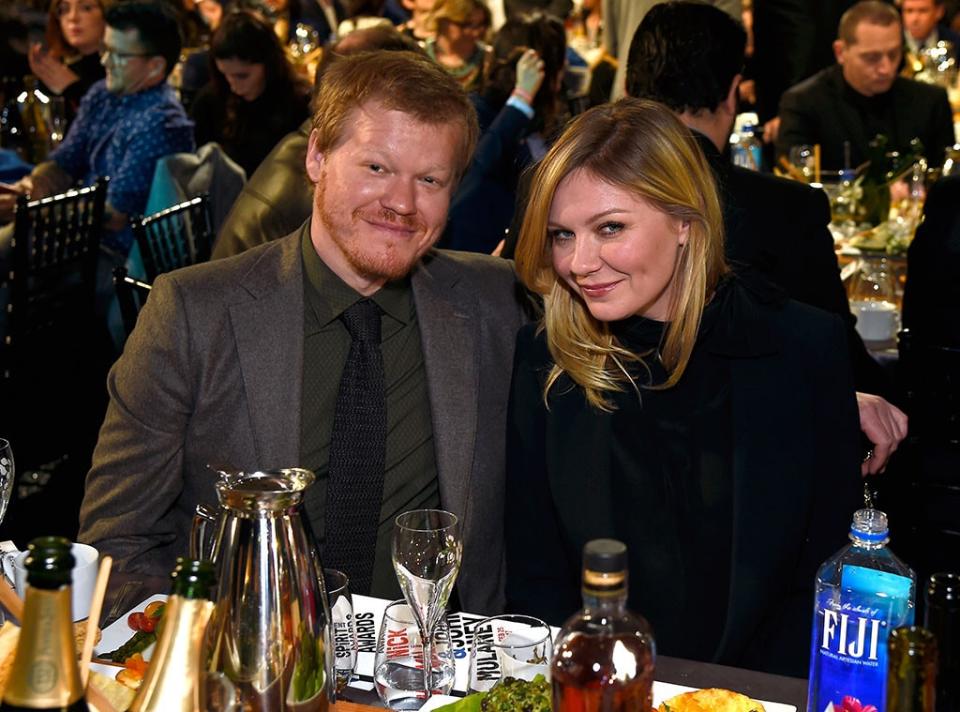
{"left": 191, "top": 82, "right": 309, "bottom": 177}
{"left": 58, "top": 52, "right": 105, "bottom": 124}
{"left": 504, "top": 275, "right": 863, "bottom": 676}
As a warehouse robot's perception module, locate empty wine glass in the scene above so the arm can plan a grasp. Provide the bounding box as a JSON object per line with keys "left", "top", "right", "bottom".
{"left": 392, "top": 509, "right": 462, "bottom": 705}
{"left": 0, "top": 439, "right": 13, "bottom": 525}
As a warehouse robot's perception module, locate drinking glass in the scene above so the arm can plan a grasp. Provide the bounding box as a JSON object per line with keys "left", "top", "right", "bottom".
{"left": 0, "top": 439, "right": 13, "bottom": 525}
{"left": 374, "top": 599, "right": 455, "bottom": 710}
{"left": 788, "top": 144, "right": 816, "bottom": 180}
{"left": 392, "top": 509, "right": 462, "bottom": 703}
{"left": 468, "top": 615, "right": 553, "bottom": 693}
{"left": 324, "top": 568, "right": 357, "bottom": 695}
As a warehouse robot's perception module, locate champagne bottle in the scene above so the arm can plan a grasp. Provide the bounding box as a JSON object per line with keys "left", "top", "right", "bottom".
{"left": 130, "top": 558, "right": 217, "bottom": 712}
{"left": 0, "top": 537, "right": 89, "bottom": 712}
{"left": 551, "top": 539, "right": 655, "bottom": 712}
{"left": 886, "top": 626, "right": 937, "bottom": 712}
{"left": 924, "top": 572, "right": 959, "bottom": 712}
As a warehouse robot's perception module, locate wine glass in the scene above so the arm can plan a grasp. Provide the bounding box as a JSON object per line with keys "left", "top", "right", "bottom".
{"left": 0, "top": 439, "right": 13, "bottom": 525}
{"left": 392, "top": 509, "right": 462, "bottom": 705}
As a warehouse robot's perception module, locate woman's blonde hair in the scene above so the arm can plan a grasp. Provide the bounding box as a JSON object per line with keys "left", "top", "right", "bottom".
{"left": 514, "top": 98, "right": 729, "bottom": 410}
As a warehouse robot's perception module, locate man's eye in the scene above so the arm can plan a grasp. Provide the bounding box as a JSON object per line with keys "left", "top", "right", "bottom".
{"left": 368, "top": 164, "right": 384, "bottom": 173}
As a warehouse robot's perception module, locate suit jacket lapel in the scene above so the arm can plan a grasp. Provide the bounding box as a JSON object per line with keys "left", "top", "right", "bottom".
{"left": 229, "top": 235, "right": 304, "bottom": 472}
{"left": 411, "top": 252, "right": 480, "bottom": 524}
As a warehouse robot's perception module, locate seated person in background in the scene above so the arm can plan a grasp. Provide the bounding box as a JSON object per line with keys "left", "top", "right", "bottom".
{"left": 443, "top": 11, "right": 567, "bottom": 253}
{"left": 191, "top": 9, "right": 310, "bottom": 177}
{"left": 399, "top": 0, "right": 438, "bottom": 41}
{"left": 902, "top": 0, "right": 960, "bottom": 58}
{"left": 80, "top": 50, "right": 530, "bottom": 613}
{"left": 424, "top": 0, "right": 491, "bottom": 92}
{"left": 626, "top": 1, "right": 907, "bottom": 474}
{"left": 506, "top": 99, "right": 862, "bottom": 677}
{"left": 776, "top": 0, "right": 954, "bottom": 170}
{"left": 29, "top": 0, "right": 108, "bottom": 125}
{"left": 902, "top": 174, "right": 960, "bottom": 346}
{"left": 211, "top": 24, "right": 421, "bottom": 259}
{"left": 0, "top": 0, "right": 195, "bottom": 259}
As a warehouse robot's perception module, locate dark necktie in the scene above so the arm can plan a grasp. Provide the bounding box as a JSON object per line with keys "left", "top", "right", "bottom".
{"left": 324, "top": 298, "right": 386, "bottom": 595}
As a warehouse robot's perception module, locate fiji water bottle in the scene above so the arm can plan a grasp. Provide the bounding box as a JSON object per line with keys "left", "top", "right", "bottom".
{"left": 731, "top": 124, "right": 763, "bottom": 171}
{"left": 807, "top": 509, "right": 916, "bottom": 712}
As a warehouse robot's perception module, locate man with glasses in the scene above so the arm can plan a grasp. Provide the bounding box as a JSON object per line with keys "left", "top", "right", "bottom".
{"left": 0, "top": 1, "right": 194, "bottom": 259}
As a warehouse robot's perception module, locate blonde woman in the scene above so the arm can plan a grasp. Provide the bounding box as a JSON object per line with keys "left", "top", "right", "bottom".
{"left": 505, "top": 99, "right": 862, "bottom": 677}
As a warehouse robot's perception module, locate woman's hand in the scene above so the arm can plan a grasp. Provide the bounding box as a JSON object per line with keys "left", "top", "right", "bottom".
{"left": 28, "top": 43, "right": 80, "bottom": 95}
{"left": 514, "top": 48, "right": 545, "bottom": 102}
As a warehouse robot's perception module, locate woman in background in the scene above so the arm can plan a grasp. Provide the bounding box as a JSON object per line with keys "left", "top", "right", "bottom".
{"left": 29, "top": 0, "right": 108, "bottom": 123}
{"left": 424, "top": 0, "right": 491, "bottom": 92}
{"left": 191, "top": 9, "right": 310, "bottom": 176}
{"left": 506, "top": 99, "right": 861, "bottom": 677}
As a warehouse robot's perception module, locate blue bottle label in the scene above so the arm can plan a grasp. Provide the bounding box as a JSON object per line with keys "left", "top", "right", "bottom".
{"left": 808, "top": 566, "right": 913, "bottom": 712}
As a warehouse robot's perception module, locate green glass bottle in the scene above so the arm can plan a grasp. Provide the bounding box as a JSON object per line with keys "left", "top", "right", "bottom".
{"left": 887, "top": 626, "right": 938, "bottom": 712}
{"left": 130, "top": 559, "right": 217, "bottom": 712}
{"left": 0, "top": 537, "right": 89, "bottom": 712}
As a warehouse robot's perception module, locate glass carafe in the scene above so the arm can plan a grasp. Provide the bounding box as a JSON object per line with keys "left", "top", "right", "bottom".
{"left": 848, "top": 255, "right": 900, "bottom": 343}
{"left": 192, "top": 468, "right": 334, "bottom": 711}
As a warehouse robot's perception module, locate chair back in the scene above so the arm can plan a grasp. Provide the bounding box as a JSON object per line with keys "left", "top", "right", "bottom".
{"left": 113, "top": 266, "right": 152, "bottom": 340}
{"left": 3, "top": 176, "right": 107, "bottom": 380}
{"left": 133, "top": 193, "right": 213, "bottom": 281}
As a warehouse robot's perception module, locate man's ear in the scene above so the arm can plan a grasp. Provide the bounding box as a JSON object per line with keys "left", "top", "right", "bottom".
{"left": 305, "top": 128, "right": 325, "bottom": 183}
{"left": 725, "top": 73, "right": 742, "bottom": 116}
{"left": 833, "top": 38, "right": 846, "bottom": 65}
{"left": 148, "top": 55, "right": 166, "bottom": 79}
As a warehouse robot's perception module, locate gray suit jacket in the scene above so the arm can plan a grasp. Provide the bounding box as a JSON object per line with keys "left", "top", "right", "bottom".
{"left": 79, "top": 230, "right": 531, "bottom": 614}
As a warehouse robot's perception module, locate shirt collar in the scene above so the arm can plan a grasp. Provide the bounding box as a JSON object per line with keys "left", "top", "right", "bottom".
{"left": 301, "top": 224, "right": 413, "bottom": 331}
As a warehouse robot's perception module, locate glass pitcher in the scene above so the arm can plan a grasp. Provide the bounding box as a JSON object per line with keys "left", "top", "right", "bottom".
{"left": 192, "top": 468, "right": 335, "bottom": 711}
{"left": 848, "top": 255, "right": 901, "bottom": 343}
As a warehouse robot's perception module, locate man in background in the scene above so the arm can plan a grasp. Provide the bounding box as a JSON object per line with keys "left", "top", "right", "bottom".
{"left": 776, "top": 0, "right": 953, "bottom": 170}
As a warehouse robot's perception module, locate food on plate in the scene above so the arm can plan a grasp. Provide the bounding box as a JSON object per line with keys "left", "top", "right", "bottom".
{"left": 658, "top": 688, "right": 766, "bottom": 712}
{"left": 74, "top": 618, "right": 102, "bottom": 655}
{"left": 104, "top": 601, "right": 165, "bottom": 663}
{"left": 434, "top": 675, "right": 551, "bottom": 712}
{"left": 89, "top": 669, "right": 137, "bottom": 712}
{"left": 0, "top": 621, "right": 21, "bottom": 698}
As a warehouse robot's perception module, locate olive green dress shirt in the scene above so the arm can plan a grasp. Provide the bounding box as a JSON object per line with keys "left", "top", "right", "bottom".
{"left": 299, "top": 226, "right": 439, "bottom": 599}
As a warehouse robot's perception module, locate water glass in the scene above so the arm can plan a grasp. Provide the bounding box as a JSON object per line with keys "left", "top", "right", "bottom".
{"left": 374, "top": 600, "right": 455, "bottom": 710}
{"left": 468, "top": 614, "right": 553, "bottom": 693}
{"left": 324, "top": 568, "right": 357, "bottom": 695}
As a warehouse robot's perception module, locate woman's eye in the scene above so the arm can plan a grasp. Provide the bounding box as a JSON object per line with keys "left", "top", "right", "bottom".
{"left": 598, "top": 221, "right": 624, "bottom": 236}
{"left": 549, "top": 228, "right": 574, "bottom": 243}
{"left": 368, "top": 164, "right": 384, "bottom": 173}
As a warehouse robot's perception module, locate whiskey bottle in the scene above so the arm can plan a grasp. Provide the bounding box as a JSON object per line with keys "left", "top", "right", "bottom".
{"left": 0, "top": 536, "right": 89, "bottom": 712}
{"left": 886, "top": 626, "right": 937, "bottom": 712}
{"left": 551, "top": 539, "right": 655, "bottom": 712}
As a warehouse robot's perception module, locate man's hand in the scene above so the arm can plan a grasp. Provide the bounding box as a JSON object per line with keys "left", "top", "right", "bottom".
{"left": 857, "top": 392, "right": 908, "bottom": 476}
{"left": 763, "top": 116, "right": 781, "bottom": 145}
{"left": 0, "top": 178, "right": 33, "bottom": 224}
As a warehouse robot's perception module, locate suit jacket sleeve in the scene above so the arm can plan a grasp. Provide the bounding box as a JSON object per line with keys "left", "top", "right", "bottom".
{"left": 504, "top": 326, "right": 581, "bottom": 625}
{"left": 775, "top": 87, "right": 816, "bottom": 161}
{"left": 78, "top": 272, "right": 195, "bottom": 573}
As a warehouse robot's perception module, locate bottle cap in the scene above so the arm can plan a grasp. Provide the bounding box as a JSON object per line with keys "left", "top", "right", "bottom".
{"left": 583, "top": 539, "right": 627, "bottom": 573}
{"left": 850, "top": 508, "right": 889, "bottom": 543}
{"left": 24, "top": 536, "right": 75, "bottom": 589}
{"left": 583, "top": 539, "right": 627, "bottom": 589}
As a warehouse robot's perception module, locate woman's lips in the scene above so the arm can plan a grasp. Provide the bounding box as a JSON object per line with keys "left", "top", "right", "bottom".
{"left": 577, "top": 280, "right": 620, "bottom": 298}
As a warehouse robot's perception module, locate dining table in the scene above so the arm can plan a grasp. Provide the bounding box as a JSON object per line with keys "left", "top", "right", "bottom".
{"left": 102, "top": 572, "right": 810, "bottom": 711}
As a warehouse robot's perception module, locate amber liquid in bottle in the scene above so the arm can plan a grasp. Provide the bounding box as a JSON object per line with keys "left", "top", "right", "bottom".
{"left": 552, "top": 539, "right": 655, "bottom": 712}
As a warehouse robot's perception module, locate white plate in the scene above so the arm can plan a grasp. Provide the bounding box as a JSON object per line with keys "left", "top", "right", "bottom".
{"left": 416, "top": 681, "right": 797, "bottom": 712}
{"left": 89, "top": 594, "right": 167, "bottom": 679}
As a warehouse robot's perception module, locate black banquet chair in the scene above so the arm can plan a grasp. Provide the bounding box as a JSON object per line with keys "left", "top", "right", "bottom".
{"left": 113, "top": 265, "right": 152, "bottom": 340}
{"left": 0, "top": 176, "right": 110, "bottom": 539}
{"left": 132, "top": 193, "right": 213, "bottom": 281}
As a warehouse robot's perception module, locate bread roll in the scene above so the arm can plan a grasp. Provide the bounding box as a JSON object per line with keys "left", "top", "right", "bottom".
{"left": 659, "top": 688, "right": 766, "bottom": 712}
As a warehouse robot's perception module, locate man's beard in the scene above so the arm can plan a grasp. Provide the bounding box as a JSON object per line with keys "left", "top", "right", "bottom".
{"left": 314, "top": 174, "right": 431, "bottom": 283}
